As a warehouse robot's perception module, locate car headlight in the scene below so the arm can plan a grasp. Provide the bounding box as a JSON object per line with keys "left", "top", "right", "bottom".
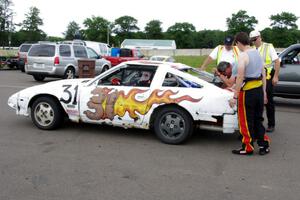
{"left": 7, "top": 93, "right": 18, "bottom": 110}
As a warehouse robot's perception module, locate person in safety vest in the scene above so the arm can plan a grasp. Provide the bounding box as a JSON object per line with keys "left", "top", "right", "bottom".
{"left": 229, "top": 32, "right": 270, "bottom": 156}
{"left": 250, "top": 30, "right": 280, "bottom": 133}
{"left": 200, "top": 36, "right": 239, "bottom": 71}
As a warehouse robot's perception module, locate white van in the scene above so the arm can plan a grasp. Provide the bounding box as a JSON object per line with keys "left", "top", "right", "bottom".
{"left": 63, "top": 40, "right": 111, "bottom": 56}
{"left": 82, "top": 41, "right": 111, "bottom": 56}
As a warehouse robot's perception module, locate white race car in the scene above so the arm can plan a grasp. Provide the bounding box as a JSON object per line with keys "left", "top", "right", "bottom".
{"left": 8, "top": 60, "right": 237, "bottom": 144}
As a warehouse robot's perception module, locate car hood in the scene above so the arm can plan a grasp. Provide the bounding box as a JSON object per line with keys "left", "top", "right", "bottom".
{"left": 8, "top": 78, "right": 91, "bottom": 109}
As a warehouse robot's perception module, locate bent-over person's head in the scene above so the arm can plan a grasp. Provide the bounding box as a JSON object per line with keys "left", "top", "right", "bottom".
{"left": 217, "top": 61, "right": 232, "bottom": 78}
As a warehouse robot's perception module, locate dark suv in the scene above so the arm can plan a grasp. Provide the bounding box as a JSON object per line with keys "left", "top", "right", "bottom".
{"left": 274, "top": 44, "right": 300, "bottom": 98}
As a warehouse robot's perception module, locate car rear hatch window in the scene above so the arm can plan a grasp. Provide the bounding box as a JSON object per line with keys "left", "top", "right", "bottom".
{"left": 28, "top": 45, "right": 55, "bottom": 57}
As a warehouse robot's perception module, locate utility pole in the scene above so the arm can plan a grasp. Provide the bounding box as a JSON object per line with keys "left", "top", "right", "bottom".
{"left": 107, "top": 25, "right": 110, "bottom": 45}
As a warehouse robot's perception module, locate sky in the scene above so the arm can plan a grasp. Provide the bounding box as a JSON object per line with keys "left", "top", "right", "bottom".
{"left": 11, "top": 0, "right": 300, "bottom": 37}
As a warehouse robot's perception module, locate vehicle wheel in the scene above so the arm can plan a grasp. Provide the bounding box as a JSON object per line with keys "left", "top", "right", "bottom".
{"left": 8, "top": 63, "right": 15, "bottom": 69}
{"left": 33, "top": 75, "right": 45, "bottom": 81}
{"left": 20, "top": 65, "right": 25, "bottom": 72}
{"left": 31, "top": 97, "right": 64, "bottom": 130}
{"left": 64, "top": 67, "right": 75, "bottom": 79}
{"left": 101, "top": 65, "right": 109, "bottom": 73}
{"left": 154, "top": 106, "right": 193, "bottom": 144}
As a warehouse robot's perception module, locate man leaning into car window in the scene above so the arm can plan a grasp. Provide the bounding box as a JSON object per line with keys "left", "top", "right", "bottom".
{"left": 214, "top": 61, "right": 237, "bottom": 89}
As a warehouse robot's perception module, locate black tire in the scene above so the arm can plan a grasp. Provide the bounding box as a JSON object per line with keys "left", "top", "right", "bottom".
{"left": 101, "top": 65, "right": 109, "bottom": 73}
{"left": 33, "top": 74, "right": 45, "bottom": 81}
{"left": 31, "top": 97, "right": 64, "bottom": 130}
{"left": 19, "top": 64, "right": 25, "bottom": 72}
{"left": 8, "top": 63, "right": 15, "bottom": 69}
{"left": 64, "top": 67, "right": 75, "bottom": 79}
{"left": 153, "top": 106, "right": 193, "bottom": 144}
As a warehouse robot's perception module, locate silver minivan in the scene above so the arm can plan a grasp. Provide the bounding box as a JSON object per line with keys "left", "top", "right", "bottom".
{"left": 25, "top": 42, "right": 111, "bottom": 81}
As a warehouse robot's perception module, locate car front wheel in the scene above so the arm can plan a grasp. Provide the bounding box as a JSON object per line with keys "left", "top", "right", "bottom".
{"left": 31, "top": 97, "right": 64, "bottom": 130}
{"left": 154, "top": 106, "right": 193, "bottom": 144}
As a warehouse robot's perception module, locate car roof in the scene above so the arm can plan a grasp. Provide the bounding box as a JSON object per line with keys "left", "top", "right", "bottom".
{"left": 125, "top": 60, "right": 190, "bottom": 70}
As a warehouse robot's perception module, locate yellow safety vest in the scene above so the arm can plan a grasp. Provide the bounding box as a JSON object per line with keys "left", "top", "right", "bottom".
{"left": 258, "top": 42, "right": 273, "bottom": 80}
{"left": 216, "top": 45, "right": 239, "bottom": 65}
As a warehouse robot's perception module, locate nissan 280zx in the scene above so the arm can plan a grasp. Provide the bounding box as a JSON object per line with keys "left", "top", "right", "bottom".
{"left": 8, "top": 61, "right": 238, "bottom": 144}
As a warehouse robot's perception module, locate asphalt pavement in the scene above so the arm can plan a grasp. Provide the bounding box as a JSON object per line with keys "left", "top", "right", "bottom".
{"left": 0, "top": 70, "right": 300, "bottom": 200}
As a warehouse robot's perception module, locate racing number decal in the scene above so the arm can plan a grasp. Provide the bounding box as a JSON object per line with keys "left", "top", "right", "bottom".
{"left": 60, "top": 85, "right": 78, "bottom": 105}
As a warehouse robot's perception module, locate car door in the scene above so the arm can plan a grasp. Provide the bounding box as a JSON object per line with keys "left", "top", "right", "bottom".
{"left": 79, "top": 65, "right": 155, "bottom": 127}
{"left": 87, "top": 47, "right": 103, "bottom": 75}
{"left": 275, "top": 47, "right": 300, "bottom": 96}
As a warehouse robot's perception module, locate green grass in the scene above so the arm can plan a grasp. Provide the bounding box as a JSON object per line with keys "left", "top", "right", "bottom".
{"left": 0, "top": 49, "right": 18, "bottom": 57}
{"left": 174, "top": 56, "right": 216, "bottom": 72}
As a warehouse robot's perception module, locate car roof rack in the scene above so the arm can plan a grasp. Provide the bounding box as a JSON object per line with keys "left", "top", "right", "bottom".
{"left": 61, "top": 40, "right": 86, "bottom": 46}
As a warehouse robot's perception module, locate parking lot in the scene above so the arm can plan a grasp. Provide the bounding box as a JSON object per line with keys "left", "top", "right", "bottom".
{"left": 1, "top": 69, "right": 300, "bottom": 200}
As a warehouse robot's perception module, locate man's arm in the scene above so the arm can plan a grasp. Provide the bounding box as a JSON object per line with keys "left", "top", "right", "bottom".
{"left": 272, "top": 58, "right": 280, "bottom": 85}
{"left": 269, "top": 44, "right": 280, "bottom": 85}
{"left": 200, "top": 46, "right": 219, "bottom": 71}
{"left": 229, "top": 53, "right": 247, "bottom": 108}
{"left": 200, "top": 56, "right": 213, "bottom": 71}
{"left": 218, "top": 74, "right": 235, "bottom": 88}
{"left": 262, "top": 65, "right": 268, "bottom": 104}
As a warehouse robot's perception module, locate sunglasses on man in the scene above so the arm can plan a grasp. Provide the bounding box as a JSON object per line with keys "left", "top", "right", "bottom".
{"left": 250, "top": 37, "right": 259, "bottom": 42}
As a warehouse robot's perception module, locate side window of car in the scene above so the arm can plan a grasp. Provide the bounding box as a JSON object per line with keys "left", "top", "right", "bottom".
{"left": 87, "top": 47, "right": 99, "bottom": 59}
{"left": 163, "top": 73, "right": 202, "bottom": 88}
{"left": 73, "top": 45, "right": 88, "bottom": 58}
{"left": 59, "top": 45, "right": 71, "bottom": 57}
{"left": 98, "top": 69, "right": 124, "bottom": 86}
{"left": 282, "top": 49, "right": 300, "bottom": 65}
{"left": 122, "top": 69, "right": 154, "bottom": 87}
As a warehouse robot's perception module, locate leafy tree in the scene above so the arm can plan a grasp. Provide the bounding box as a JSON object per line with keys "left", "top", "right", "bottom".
{"left": 113, "top": 15, "right": 139, "bottom": 43}
{"left": 261, "top": 27, "right": 300, "bottom": 48}
{"left": 144, "top": 20, "right": 163, "bottom": 39}
{"left": 226, "top": 10, "right": 258, "bottom": 35}
{"left": 195, "top": 30, "right": 225, "bottom": 48}
{"left": 22, "top": 7, "right": 43, "bottom": 32}
{"left": 63, "top": 21, "right": 81, "bottom": 40}
{"left": 47, "top": 36, "right": 64, "bottom": 42}
{"left": 21, "top": 6, "right": 46, "bottom": 42}
{"left": 83, "top": 16, "right": 110, "bottom": 42}
{"left": 166, "top": 22, "right": 196, "bottom": 48}
{"left": 0, "top": 0, "right": 14, "bottom": 47}
{"left": 270, "top": 12, "right": 298, "bottom": 29}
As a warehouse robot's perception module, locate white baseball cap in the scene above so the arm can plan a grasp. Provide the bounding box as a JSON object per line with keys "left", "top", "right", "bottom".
{"left": 249, "top": 30, "right": 261, "bottom": 38}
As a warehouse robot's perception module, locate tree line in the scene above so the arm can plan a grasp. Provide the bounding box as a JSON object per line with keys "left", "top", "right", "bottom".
{"left": 1, "top": 0, "right": 300, "bottom": 48}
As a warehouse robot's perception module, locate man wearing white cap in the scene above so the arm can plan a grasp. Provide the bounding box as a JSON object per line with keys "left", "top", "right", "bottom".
{"left": 249, "top": 30, "right": 280, "bottom": 133}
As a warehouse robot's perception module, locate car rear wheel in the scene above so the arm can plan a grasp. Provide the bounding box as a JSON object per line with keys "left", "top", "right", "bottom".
{"left": 101, "top": 65, "right": 109, "bottom": 73}
{"left": 33, "top": 74, "right": 45, "bottom": 81}
{"left": 31, "top": 97, "right": 64, "bottom": 130}
{"left": 64, "top": 67, "right": 75, "bottom": 79}
{"left": 154, "top": 106, "right": 193, "bottom": 144}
